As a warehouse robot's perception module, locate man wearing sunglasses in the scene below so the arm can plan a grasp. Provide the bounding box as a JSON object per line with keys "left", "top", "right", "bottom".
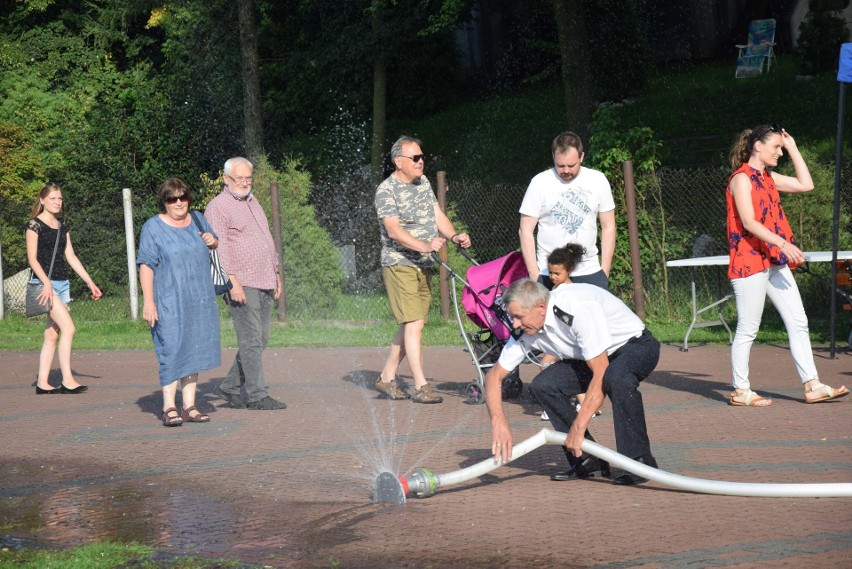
{"left": 519, "top": 131, "right": 616, "bottom": 291}
{"left": 204, "top": 156, "right": 286, "bottom": 411}
{"left": 374, "top": 136, "right": 471, "bottom": 404}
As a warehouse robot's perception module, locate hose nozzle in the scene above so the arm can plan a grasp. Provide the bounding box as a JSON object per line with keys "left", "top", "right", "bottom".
{"left": 405, "top": 468, "right": 438, "bottom": 499}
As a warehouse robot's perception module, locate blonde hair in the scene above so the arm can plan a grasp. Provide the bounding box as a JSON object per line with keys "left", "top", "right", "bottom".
{"left": 30, "top": 182, "right": 62, "bottom": 218}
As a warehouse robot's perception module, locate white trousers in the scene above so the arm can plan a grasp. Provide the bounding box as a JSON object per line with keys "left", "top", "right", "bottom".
{"left": 730, "top": 265, "right": 818, "bottom": 389}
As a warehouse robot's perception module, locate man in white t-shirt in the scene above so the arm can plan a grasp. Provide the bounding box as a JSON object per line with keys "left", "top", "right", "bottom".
{"left": 483, "top": 278, "right": 660, "bottom": 485}
{"left": 519, "top": 131, "right": 615, "bottom": 290}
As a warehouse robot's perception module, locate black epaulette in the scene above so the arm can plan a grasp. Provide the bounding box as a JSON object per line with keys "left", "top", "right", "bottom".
{"left": 552, "top": 305, "right": 574, "bottom": 327}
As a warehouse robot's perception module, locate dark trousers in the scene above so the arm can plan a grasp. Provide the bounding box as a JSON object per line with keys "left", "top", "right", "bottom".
{"left": 528, "top": 329, "right": 660, "bottom": 464}
{"left": 221, "top": 287, "right": 274, "bottom": 404}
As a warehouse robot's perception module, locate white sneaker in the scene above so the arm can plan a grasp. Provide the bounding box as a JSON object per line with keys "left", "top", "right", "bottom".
{"left": 575, "top": 402, "right": 602, "bottom": 418}
{"left": 540, "top": 410, "right": 549, "bottom": 421}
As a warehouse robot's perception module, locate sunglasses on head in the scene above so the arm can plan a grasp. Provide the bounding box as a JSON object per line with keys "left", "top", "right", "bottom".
{"left": 751, "top": 123, "right": 782, "bottom": 142}
{"left": 165, "top": 194, "right": 189, "bottom": 204}
{"left": 400, "top": 154, "right": 425, "bottom": 163}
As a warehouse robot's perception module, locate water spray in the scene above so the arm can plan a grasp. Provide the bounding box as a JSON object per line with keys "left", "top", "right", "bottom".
{"left": 373, "top": 428, "right": 852, "bottom": 504}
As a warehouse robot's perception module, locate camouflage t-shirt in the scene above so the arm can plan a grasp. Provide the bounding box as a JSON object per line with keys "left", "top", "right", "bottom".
{"left": 375, "top": 174, "right": 438, "bottom": 268}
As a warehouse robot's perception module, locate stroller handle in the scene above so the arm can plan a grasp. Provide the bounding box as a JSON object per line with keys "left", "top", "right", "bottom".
{"left": 430, "top": 245, "right": 479, "bottom": 268}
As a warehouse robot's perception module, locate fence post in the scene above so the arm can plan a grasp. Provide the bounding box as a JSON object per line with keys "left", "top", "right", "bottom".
{"left": 622, "top": 161, "right": 646, "bottom": 318}
{"left": 437, "top": 171, "right": 450, "bottom": 319}
{"left": 122, "top": 188, "right": 138, "bottom": 321}
{"left": 269, "top": 182, "right": 287, "bottom": 321}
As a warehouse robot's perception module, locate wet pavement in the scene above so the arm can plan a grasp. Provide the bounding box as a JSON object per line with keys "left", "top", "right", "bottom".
{"left": 1, "top": 343, "right": 850, "bottom": 568}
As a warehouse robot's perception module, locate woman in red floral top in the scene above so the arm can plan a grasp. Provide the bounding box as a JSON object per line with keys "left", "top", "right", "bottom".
{"left": 726, "top": 124, "right": 847, "bottom": 406}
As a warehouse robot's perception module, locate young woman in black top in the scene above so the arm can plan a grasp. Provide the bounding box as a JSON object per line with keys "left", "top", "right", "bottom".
{"left": 26, "top": 182, "right": 102, "bottom": 394}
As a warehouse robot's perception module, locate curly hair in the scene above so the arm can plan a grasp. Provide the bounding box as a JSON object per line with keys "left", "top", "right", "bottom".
{"left": 546, "top": 243, "right": 586, "bottom": 274}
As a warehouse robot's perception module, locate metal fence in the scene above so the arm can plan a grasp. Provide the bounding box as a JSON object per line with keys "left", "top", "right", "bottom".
{"left": 2, "top": 164, "right": 850, "bottom": 335}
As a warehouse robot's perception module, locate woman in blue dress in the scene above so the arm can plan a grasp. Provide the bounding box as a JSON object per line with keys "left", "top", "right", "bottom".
{"left": 138, "top": 178, "right": 221, "bottom": 426}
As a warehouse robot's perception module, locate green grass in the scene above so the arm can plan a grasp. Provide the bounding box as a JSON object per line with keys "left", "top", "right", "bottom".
{"left": 0, "top": 541, "right": 257, "bottom": 569}
{"left": 5, "top": 301, "right": 837, "bottom": 352}
{"left": 0, "top": 304, "right": 476, "bottom": 351}
{"left": 392, "top": 58, "right": 850, "bottom": 184}
{"left": 3, "top": 267, "right": 846, "bottom": 351}
{"left": 611, "top": 58, "right": 849, "bottom": 166}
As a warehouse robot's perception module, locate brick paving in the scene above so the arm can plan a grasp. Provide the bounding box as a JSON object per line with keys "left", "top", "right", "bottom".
{"left": 0, "top": 343, "right": 850, "bottom": 568}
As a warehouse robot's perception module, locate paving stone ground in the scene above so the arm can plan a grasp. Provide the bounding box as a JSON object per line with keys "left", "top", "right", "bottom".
{"left": 1, "top": 342, "right": 850, "bottom": 568}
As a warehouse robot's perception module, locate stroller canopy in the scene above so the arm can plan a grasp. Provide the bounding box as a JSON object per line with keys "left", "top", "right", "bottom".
{"left": 461, "top": 251, "right": 528, "bottom": 342}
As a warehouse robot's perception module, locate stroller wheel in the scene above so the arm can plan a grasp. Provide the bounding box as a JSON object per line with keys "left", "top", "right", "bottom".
{"left": 501, "top": 368, "right": 523, "bottom": 399}
{"left": 465, "top": 382, "right": 485, "bottom": 405}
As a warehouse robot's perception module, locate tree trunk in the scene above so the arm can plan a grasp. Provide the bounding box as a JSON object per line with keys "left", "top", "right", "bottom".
{"left": 238, "top": 0, "right": 264, "bottom": 160}
{"left": 553, "top": 0, "right": 593, "bottom": 143}
{"left": 370, "top": 3, "right": 387, "bottom": 189}
{"left": 370, "top": 57, "right": 387, "bottom": 189}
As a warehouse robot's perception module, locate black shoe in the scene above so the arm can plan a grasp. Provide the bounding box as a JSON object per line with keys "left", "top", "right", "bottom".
{"left": 612, "top": 454, "right": 658, "bottom": 486}
{"left": 550, "top": 455, "right": 611, "bottom": 481}
{"left": 36, "top": 385, "right": 60, "bottom": 394}
{"left": 247, "top": 396, "right": 287, "bottom": 410}
{"left": 59, "top": 384, "right": 88, "bottom": 394}
{"left": 216, "top": 386, "right": 247, "bottom": 409}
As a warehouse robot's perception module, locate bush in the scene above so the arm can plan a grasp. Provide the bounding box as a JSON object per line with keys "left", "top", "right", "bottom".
{"left": 587, "top": 105, "right": 691, "bottom": 308}
{"left": 796, "top": 0, "right": 850, "bottom": 75}
{"left": 777, "top": 146, "right": 852, "bottom": 252}
{"left": 269, "top": 157, "right": 345, "bottom": 318}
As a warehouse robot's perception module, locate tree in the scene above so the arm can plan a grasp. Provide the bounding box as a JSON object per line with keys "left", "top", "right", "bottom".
{"left": 238, "top": 0, "right": 265, "bottom": 160}
{"left": 367, "top": 0, "right": 471, "bottom": 186}
{"left": 553, "top": 0, "right": 593, "bottom": 142}
{"left": 0, "top": 0, "right": 243, "bottom": 285}
{"left": 370, "top": 1, "right": 388, "bottom": 188}
{"left": 552, "top": 0, "right": 651, "bottom": 142}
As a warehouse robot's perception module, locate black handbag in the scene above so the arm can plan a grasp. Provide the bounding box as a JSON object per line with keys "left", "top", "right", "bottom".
{"left": 190, "top": 211, "right": 233, "bottom": 295}
{"left": 25, "top": 221, "right": 62, "bottom": 318}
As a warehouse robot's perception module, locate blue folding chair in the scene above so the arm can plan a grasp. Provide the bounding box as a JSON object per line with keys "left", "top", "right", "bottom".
{"left": 735, "top": 19, "right": 777, "bottom": 78}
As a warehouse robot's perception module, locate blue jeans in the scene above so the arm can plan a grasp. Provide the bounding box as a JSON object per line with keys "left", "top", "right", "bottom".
{"left": 528, "top": 329, "right": 660, "bottom": 463}
{"left": 221, "top": 287, "right": 274, "bottom": 404}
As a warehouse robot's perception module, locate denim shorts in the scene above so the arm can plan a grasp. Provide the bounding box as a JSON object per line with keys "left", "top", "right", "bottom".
{"left": 31, "top": 278, "right": 71, "bottom": 304}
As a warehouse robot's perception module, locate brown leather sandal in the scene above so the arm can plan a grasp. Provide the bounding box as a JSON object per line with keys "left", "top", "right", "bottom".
{"left": 161, "top": 407, "right": 184, "bottom": 427}
{"left": 181, "top": 405, "right": 210, "bottom": 423}
{"left": 729, "top": 389, "right": 772, "bottom": 407}
{"left": 804, "top": 382, "right": 849, "bottom": 404}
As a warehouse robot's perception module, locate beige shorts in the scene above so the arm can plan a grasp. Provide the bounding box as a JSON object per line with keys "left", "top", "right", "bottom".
{"left": 382, "top": 264, "right": 432, "bottom": 324}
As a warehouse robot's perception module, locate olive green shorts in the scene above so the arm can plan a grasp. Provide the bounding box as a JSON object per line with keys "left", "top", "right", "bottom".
{"left": 382, "top": 264, "right": 432, "bottom": 324}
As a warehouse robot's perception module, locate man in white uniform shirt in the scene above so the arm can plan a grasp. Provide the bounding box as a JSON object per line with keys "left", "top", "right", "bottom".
{"left": 484, "top": 276, "right": 660, "bottom": 485}
{"left": 519, "top": 131, "right": 615, "bottom": 290}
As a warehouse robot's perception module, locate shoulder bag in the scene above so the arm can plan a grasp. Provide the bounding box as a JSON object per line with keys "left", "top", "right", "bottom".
{"left": 25, "top": 221, "right": 62, "bottom": 318}
{"left": 190, "top": 211, "right": 233, "bottom": 295}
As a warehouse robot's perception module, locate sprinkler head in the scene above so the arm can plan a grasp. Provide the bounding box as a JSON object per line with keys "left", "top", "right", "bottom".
{"left": 373, "top": 471, "right": 407, "bottom": 504}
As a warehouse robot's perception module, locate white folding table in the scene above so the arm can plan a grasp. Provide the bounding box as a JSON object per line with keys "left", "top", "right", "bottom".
{"left": 666, "top": 251, "right": 852, "bottom": 351}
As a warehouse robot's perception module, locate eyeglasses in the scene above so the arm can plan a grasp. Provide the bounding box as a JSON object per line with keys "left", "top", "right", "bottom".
{"left": 400, "top": 154, "right": 425, "bottom": 163}
{"left": 165, "top": 194, "right": 189, "bottom": 204}
{"left": 226, "top": 173, "right": 253, "bottom": 185}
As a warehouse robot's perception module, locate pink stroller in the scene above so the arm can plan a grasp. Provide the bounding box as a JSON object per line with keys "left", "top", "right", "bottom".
{"left": 432, "top": 249, "right": 531, "bottom": 404}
